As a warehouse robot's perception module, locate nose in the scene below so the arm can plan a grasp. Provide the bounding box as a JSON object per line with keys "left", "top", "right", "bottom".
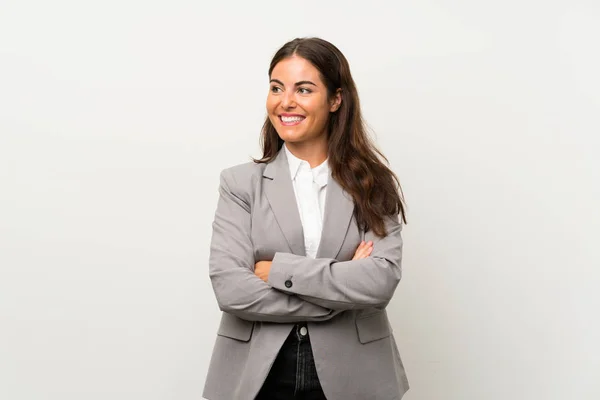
{"left": 281, "top": 91, "right": 296, "bottom": 109}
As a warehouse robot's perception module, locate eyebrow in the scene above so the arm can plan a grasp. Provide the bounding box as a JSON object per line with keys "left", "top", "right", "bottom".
{"left": 270, "top": 79, "right": 318, "bottom": 87}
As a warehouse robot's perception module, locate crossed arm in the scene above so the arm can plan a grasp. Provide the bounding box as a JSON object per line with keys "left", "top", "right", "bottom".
{"left": 209, "top": 169, "right": 403, "bottom": 323}
{"left": 254, "top": 240, "right": 373, "bottom": 282}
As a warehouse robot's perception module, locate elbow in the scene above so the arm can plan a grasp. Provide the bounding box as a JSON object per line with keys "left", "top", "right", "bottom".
{"left": 373, "top": 260, "right": 402, "bottom": 307}
{"left": 211, "top": 282, "right": 244, "bottom": 315}
{"left": 214, "top": 296, "right": 232, "bottom": 313}
{"left": 372, "top": 283, "right": 398, "bottom": 310}
{"left": 214, "top": 295, "right": 248, "bottom": 319}
{"left": 209, "top": 275, "right": 239, "bottom": 315}
{"left": 215, "top": 301, "right": 253, "bottom": 322}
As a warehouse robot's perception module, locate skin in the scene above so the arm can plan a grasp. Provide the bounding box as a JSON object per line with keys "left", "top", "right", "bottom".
{"left": 254, "top": 55, "right": 373, "bottom": 282}
{"left": 266, "top": 55, "right": 341, "bottom": 168}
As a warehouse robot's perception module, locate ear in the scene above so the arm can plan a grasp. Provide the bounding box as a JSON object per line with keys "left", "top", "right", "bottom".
{"left": 329, "top": 88, "right": 342, "bottom": 112}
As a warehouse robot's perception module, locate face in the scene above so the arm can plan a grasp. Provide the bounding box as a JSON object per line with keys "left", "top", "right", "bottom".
{"left": 266, "top": 55, "right": 341, "bottom": 146}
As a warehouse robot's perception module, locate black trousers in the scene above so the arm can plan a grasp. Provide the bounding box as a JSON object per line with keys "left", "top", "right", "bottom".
{"left": 255, "top": 323, "right": 327, "bottom": 400}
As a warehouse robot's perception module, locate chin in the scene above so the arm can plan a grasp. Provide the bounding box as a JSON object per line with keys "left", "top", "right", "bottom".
{"left": 275, "top": 128, "right": 306, "bottom": 141}
{"left": 278, "top": 134, "right": 305, "bottom": 144}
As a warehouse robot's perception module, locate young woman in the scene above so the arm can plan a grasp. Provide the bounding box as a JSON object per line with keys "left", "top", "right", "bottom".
{"left": 203, "top": 37, "right": 409, "bottom": 400}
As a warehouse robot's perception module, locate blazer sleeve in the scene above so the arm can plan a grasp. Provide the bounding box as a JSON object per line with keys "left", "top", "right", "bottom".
{"left": 208, "top": 168, "right": 341, "bottom": 323}
{"left": 267, "top": 214, "right": 403, "bottom": 311}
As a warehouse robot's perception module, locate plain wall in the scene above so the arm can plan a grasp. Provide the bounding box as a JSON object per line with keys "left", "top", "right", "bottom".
{"left": 1, "top": 1, "right": 598, "bottom": 399}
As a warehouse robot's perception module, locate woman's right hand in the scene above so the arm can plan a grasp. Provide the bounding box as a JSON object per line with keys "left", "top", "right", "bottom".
{"left": 352, "top": 240, "right": 373, "bottom": 260}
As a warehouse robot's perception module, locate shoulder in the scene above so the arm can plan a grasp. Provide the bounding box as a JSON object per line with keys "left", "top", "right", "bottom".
{"left": 218, "top": 161, "right": 266, "bottom": 201}
{"left": 220, "top": 160, "right": 265, "bottom": 185}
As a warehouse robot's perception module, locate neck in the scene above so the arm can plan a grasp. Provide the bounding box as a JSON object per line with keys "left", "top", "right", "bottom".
{"left": 285, "top": 137, "right": 328, "bottom": 168}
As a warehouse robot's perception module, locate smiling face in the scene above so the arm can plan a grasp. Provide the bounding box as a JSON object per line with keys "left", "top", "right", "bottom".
{"left": 266, "top": 55, "right": 341, "bottom": 148}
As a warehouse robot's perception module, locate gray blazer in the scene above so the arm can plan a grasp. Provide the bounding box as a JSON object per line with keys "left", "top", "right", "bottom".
{"left": 203, "top": 148, "right": 409, "bottom": 400}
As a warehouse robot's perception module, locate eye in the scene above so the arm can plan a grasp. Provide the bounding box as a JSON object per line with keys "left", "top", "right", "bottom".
{"left": 298, "top": 87, "right": 312, "bottom": 94}
{"left": 270, "top": 86, "right": 282, "bottom": 93}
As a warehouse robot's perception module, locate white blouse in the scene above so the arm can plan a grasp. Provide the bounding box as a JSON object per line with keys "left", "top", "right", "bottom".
{"left": 283, "top": 144, "right": 329, "bottom": 259}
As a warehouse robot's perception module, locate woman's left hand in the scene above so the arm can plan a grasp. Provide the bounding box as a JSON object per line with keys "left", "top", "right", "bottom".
{"left": 254, "top": 261, "right": 272, "bottom": 282}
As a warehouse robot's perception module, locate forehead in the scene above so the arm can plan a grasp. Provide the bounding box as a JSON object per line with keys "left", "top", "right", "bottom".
{"left": 271, "top": 56, "right": 323, "bottom": 84}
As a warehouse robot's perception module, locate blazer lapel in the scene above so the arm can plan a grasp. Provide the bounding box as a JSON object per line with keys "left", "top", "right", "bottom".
{"left": 263, "top": 149, "right": 306, "bottom": 256}
{"left": 263, "top": 147, "right": 355, "bottom": 260}
{"left": 316, "top": 173, "right": 355, "bottom": 259}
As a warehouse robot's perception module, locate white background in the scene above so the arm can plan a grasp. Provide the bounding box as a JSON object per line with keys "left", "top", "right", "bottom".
{"left": 1, "top": 1, "right": 599, "bottom": 399}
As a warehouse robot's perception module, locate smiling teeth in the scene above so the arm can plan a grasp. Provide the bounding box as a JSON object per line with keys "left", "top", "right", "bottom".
{"left": 281, "top": 116, "right": 304, "bottom": 122}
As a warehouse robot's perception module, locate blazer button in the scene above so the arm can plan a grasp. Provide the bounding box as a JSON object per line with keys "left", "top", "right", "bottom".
{"left": 284, "top": 280, "right": 293, "bottom": 288}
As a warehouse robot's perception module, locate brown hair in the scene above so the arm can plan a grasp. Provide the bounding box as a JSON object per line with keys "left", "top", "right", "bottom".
{"left": 254, "top": 37, "right": 406, "bottom": 236}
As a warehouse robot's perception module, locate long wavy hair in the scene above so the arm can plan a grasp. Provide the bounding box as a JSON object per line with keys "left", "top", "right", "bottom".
{"left": 254, "top": 37, "right": 406, "bottom": 236}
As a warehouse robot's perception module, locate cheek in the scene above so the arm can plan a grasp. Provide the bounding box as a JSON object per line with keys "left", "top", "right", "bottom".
{"left": 303, "top": 100, "right": 328, "bottom": 119}
{"left": 267, "top": 114, "right": 279, "bottom": 127}
{"left": 310, "top": 103, "right": 330, "bottom": 124}
{"left": 266, "top": 96, "right": 277, "bottom": 113}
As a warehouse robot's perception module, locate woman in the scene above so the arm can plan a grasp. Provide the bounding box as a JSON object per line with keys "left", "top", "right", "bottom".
{"left": 203, "top": 37, "right": 409, "bottom": 400}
